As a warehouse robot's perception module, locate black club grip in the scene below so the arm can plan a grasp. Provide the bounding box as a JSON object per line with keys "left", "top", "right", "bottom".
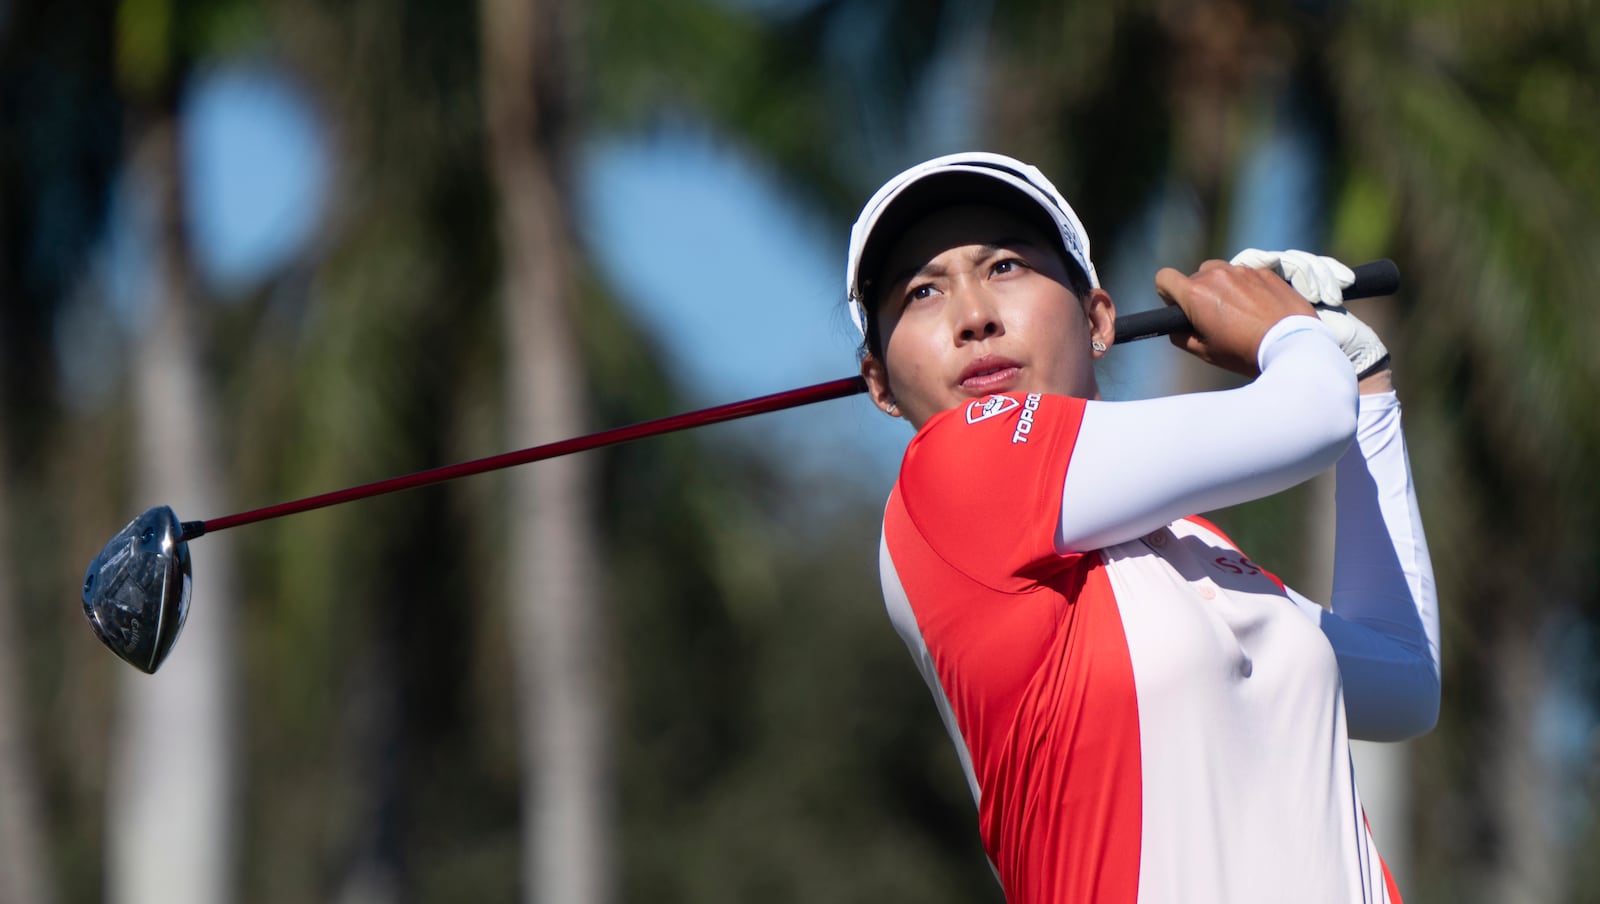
{"left": 1111, "top": 259, "right": 1401, "bottom": 345}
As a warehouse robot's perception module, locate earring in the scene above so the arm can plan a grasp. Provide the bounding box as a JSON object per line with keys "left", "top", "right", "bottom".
{"left": 887, "top": 401, "right": 900, "bottom": 413}
{"left": 1092, "top": 339, "right": 1107, "bottom": 353}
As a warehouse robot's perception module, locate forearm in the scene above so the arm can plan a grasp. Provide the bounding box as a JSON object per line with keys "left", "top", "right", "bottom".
{"left": 1318, "top": 388, "right": 1441, "bottom": 740}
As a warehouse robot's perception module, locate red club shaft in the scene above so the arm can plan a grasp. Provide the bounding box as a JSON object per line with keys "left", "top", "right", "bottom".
{"left": 178, "top": 258, "right": 1400, "bottom": 541}
{"left": 182, "top": 376, "right": 869, "bottom": 540}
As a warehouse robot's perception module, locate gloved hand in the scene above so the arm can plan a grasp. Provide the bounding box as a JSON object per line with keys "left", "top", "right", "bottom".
{"left": 1230, "top": 248, "right": 1390, "bottom": 378}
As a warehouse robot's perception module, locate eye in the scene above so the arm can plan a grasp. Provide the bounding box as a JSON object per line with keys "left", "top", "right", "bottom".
{"left": 991, "top": 257, "right": 1025, "bottom": 276}
{"left": 906, "top": 283, "right": 938, "bottom": 303}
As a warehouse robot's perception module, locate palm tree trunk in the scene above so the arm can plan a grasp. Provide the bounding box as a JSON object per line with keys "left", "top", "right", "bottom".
{"left": 0, "top": 435, "right": 56, "bottom": 904}
{"left": 1482, "top": 615, "right": 1560, "bottom": 904}
{"left": 109, "top": 113, "right": 238, "bottom": 904}
{"left": 480, "top": 1, "right": 613, "bottom": 901}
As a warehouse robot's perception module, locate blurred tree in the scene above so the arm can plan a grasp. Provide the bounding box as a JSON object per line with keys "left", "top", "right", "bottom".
{"left": 585, "top": 0, "right": 983, "bottom": 211}
{"left": 480, "top": 0, "right": 614, "bottom": 901}
{"left": 241, "top": 3, "right": 991, "bottom": 899}
{"left": 0, "top": 404, "right": 56, "bottom": 904}
{"left": 578, "top": 1, "right": 1011, "bottom": 899}
{"left": 14, "top": 1, "right": 1594, "bottom": 902}
{"left": 1327, "top": 3, "right": 1600, "bottom": 901}
{"left": 106, "top": 0, "right": 242, "bottom": 900}
{"left": 0, "top": 5, "right": 74, "bottom": 898}
{"left": 0, "top": 3, "right": 125, "bottom": 900}
{"left": 224, "top": 2, "right": 507, "bottom": 899}
{"left": 3, "top": 1, "right": 976, "bottom": 896}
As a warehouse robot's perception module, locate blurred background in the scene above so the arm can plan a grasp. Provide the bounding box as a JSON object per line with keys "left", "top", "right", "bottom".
{"left": 2, "top": 0, "right": 1597, "bottom": 901}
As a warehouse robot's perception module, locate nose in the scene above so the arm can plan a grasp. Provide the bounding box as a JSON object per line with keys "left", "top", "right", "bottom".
{"left": 953, "top": 286, "right": 1003, "bottom": 343}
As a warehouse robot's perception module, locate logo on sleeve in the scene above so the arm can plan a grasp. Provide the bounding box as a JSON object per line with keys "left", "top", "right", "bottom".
{"left": 1011, "top": 393, "right": 1043, "bottom": 444}
{"left": 965, "top": 395, "right": 1020, "bottom": 424}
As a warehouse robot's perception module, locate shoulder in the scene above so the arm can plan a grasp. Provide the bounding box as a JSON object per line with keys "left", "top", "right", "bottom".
{"left": 889, "top": 394, "right": 1090, "bottom": 583}
{"left": 903, "top": 393, "right": 1087, "bottom": 484}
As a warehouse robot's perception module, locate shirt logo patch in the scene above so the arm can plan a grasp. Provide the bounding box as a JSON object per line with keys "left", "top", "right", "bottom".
{"left": 965, "top": 395, "right": 1020, "bottom": 424}
{"left": 1012, "top": 393, "right": 1043, "bottom": 444}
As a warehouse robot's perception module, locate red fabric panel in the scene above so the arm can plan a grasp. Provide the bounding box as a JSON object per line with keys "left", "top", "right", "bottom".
{"left": 886, "top": 392, "right": 1144, "bottom": 903}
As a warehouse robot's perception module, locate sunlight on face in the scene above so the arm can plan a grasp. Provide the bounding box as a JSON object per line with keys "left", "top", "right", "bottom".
{"left": 864, "top": 205, "right": 1106, "bottom": 429}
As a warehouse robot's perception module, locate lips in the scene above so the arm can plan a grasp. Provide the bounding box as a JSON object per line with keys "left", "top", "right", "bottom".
{"left": 959, "top": 356, "right": 1022, "bottom": 393}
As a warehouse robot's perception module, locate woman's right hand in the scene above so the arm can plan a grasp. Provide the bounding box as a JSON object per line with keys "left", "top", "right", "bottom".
{"left": 1153, "top": 260, "right": 1319, "bottom": 377}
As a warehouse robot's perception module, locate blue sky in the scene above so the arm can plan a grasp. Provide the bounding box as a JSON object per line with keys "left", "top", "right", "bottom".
{"left": 183, "top": 65, "right": 329, "bottom": 293}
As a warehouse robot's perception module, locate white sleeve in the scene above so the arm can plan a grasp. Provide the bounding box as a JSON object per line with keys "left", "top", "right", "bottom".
{"left": 1057, "top": 316, "right": 1357, "bottom": 553}
{"left": 1287, "top": 392, "right": 1441, "bottom": 741}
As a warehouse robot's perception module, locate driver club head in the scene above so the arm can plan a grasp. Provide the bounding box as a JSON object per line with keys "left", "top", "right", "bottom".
{"left": 82, "top": 506, "right": 192, "bottom": 674}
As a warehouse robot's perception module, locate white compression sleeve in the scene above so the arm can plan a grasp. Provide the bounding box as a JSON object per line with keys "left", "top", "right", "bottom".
{"left": 1057, "top": 316, "right": 1356, "bottom": 553}
{"left": 1287, "top": 392, "right": 1440, "bottom": 741}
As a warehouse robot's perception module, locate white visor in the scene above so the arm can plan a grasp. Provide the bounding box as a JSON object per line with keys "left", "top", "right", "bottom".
{"left": 845, "top": 151, "right": 1099, "bottom": 339}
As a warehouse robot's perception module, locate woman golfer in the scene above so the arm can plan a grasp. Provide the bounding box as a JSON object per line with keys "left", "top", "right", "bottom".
{"left": 848, "top": 152, "right": 1438, "bottom": 903}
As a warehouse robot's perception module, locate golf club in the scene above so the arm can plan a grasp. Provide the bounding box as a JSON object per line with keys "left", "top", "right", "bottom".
{"left": 82, "top": 259, "right": 1400, "bottom": 673}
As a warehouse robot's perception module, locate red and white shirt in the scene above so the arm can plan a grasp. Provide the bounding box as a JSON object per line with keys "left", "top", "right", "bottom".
{"left": 878, "top": 318, "right": 1438, "bottom": 904}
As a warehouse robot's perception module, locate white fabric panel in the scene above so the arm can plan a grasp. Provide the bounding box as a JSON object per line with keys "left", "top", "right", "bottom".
{"left": 1103, "top": 521, "right": 1391, "bottom": 903}
{"left": 1303, "top": 390, "right": 1440, "bottom": 741}
{"left": 878, "top": 532, "right": 985, "bottom": 811}
{"left": 1058, "top": 317, "right": 1356, "bottom": 554}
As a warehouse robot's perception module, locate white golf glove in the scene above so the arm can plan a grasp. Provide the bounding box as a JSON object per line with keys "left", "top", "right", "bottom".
{"left": 1231, "top": 248, "right": 1389, "bottom": 378}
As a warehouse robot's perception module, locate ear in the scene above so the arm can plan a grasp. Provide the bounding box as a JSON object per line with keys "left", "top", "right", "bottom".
{"left": 1085, "top": 287, "right": 1117, "bottom": 358}
{"left": 860, "top": 354, "right": 902, "bottom": 418}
